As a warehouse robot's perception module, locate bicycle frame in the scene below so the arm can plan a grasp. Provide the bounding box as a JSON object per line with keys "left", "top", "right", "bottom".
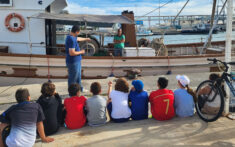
{"left": 219, "top": 72, "right": 235, "bottom": 97}
{"left": 195, "top": 58, "right": 235, "bottom": 122}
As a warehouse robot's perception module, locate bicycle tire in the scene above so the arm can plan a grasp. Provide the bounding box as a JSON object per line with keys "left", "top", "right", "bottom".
{"left": 195, "top": 80, "right": 224, "bottom": 122}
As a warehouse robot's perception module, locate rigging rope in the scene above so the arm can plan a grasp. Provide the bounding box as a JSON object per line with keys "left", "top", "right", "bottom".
{"left": 142, "top": 0, "right": 175, "bottom": 16}
{"left": 172, "top": 0, "right": 190, "bottom": 26}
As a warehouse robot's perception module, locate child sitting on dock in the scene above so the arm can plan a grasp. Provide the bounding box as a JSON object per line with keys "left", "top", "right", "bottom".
{"left": 149, "top": 77, "right": 175, "bottom": 121}
{"left": 107, "top": 78, "right": 131, "bottom": 123}
{"left": 86, "top": 82, "right": 107, "bottom": 126}
{"left": 0, "top": 88, "right": 53, "bottom": 147}
{"left": 129, "top": 80, "right": 149, "bottom": 120}
{"left": 64, "top": 84, "right": 87, "bottom": 129}
{"left": 37, "top": 82, "right": 63, "bottom": 135}
{"left": 174, "top": 75, "right": 195, "bottom": 117}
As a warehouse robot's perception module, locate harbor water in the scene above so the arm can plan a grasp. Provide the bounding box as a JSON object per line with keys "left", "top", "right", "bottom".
{"left": 57, "top": 31, "right": 235, "bottom": 45}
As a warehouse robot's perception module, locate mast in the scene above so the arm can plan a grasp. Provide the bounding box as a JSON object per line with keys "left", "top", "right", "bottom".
{"left": 208, "top": 0, "right": 217, "bottom": 47}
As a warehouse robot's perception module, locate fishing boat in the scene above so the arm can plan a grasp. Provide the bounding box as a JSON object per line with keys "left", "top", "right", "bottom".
{"left": 150, "top": 25, "right": 182, "bottom": 35}
{"left": 0, "top": 0, "right": 233, "bottom": 79}
{"left": 181, "top": 24, "right": 219, "bottom": 34}
{"left": 136, "top": 27, "right": 153, "bottom": 36}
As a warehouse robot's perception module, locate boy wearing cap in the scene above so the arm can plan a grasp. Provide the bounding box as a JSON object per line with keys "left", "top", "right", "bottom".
{"left": 149, "top": 77, "right": 175, "bottom": 121}
{"left": 174, "top": 75, "right": 195, "bottom": 117}
{"left": 129, "top": 80, "right": 149, "bottom": 120}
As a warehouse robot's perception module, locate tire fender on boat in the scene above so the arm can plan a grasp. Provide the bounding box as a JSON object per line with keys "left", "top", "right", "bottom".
{"left": 5, "top": 13, "right": 25, "bottom": 32}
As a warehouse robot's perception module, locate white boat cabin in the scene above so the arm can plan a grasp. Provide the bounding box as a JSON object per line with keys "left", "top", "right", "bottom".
{"left": 0, "top": 0, "right": 67, "bottom": 54}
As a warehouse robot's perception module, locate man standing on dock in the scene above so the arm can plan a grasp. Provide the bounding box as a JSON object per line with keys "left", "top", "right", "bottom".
{"left": 113, "top": 28, "right": 125, "bottom": 56}
{"left": 65, "top": 25, "right": 90, "bottom": 92}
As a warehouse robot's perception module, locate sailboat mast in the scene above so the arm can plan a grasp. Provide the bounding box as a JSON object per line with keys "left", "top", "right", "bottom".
{"left": 208, "top": 0, "right": 217, "bottom": 46}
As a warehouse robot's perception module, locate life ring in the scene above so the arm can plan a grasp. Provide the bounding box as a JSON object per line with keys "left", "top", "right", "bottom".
{"left": 5, "top": 13, "right": 25, "bottom": 32}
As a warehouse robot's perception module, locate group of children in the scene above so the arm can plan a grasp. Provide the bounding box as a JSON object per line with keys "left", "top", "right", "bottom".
{"left": 0, "top": 74, "right": 221, "bottom": 146}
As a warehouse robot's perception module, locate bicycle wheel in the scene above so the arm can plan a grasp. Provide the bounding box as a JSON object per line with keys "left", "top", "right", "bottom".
{"left": 195, "top": 80, "right": 224, "bottom": 122}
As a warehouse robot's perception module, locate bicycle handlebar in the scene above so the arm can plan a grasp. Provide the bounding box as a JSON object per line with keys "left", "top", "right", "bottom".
{"left": 207, "top": 58, "right": 217, "bottom": 63}
{"left": 207, "top": 58, "right": 214, "bottom": 61}
{"left": 207, "top": 58, "right": 229, "bottom": 72}
{"left": 207, "top": 58, "right": 223, "bottom": 63}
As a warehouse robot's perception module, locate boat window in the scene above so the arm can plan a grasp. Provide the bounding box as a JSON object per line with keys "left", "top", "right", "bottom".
{"left": 0, "top": 0, "right": 12, "bottom": 6}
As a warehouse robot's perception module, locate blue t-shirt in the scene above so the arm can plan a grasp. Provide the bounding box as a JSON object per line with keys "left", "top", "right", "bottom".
{"left": 65, "top": 35, "right": 82, "bottom": 64}
{"left": 128, "top": 90, "right": 149, "bottom": 120}
{"left": 0, "top": 102, "right": 45, "bottom": 147}
{"left": 174, "top": 89, "right": 194, "bottom": 117}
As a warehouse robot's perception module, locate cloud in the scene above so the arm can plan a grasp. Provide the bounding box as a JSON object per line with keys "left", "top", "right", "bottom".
{"left": 65, "top": 2, "right": 109, "bottom": 15}
{"left": 65, "top": 0, "right": 214, "bottom": 16}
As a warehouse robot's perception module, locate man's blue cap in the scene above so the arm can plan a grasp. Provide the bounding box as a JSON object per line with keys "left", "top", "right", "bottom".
{"left": 132, "top": 80, "right": 144, "bottom": 92}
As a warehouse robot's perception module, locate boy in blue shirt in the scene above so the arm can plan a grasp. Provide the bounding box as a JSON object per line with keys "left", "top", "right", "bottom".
{"left": 0, "top": 88, "right": 53, "bottom": 147}
{"left": 174, "top": 75, "right": 195, "bottom": 117}
{"left": 129, "top": 80, "right": 149, "bottom": 120}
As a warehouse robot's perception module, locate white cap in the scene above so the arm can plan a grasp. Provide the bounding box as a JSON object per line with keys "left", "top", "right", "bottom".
{"left": 176, "top": 75, "right": 190, "bottom": 87}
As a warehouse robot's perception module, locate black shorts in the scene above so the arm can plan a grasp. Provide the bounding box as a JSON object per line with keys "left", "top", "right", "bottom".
{"left": 2, "top": 126, "right": 11, "bottom": 147}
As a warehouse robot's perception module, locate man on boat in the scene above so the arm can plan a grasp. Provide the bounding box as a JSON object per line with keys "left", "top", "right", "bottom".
{"left": 65, "top": 25, "right": 90, "bottom": 92}
{"left": 113, "top": 28, "right": 125, "bottom": 56}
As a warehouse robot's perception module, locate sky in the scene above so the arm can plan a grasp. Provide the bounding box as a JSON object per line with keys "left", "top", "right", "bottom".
{"left": 65, "top": 0, "right": 216, "bottom": 16}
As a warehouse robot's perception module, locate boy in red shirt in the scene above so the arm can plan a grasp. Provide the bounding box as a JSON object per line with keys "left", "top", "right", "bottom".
{"left": 64, "top": 84, "right": 87, "bottom": 129}
{"left": 149, "top": 77, "right": 175, "bottom": 121}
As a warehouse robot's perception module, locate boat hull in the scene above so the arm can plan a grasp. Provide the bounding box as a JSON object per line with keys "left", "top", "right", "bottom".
{"left": 0, "top": 53, "right": 231, "bottom": 79}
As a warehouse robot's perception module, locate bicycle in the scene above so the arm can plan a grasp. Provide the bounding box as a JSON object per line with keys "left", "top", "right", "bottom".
{"left": 195, "top": 58, "right": 235, "bottom": 122}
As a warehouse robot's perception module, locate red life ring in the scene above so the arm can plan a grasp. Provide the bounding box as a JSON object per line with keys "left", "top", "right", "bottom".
{"left": 5, "top": 13, "right": 25, "bottom": 32}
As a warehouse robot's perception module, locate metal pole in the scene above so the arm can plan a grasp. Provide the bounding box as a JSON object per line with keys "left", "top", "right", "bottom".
{"left": 85, "top": 21, "right": 88, "bottom": 54}
{"left": 159, "top": 0, "right": 160, "bottom": 26}
{"left": 135, "top": 24, "right": 139, "bottom": 56}
{"left": 224, "top": 0, "right": 233, "bottom": 114}
{"left": 148, "top": 17, "right": 151, "bottom": 30}
{"left": 208, "top": 0, "right": 217, "bottom": 47}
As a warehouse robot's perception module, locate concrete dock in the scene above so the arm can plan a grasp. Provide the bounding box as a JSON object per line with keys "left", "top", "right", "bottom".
{"left": 1, "top": 72, "right": 235, "bottom": 147}
{"left": 0, "top": 72, "right": 212, "bottom": 104}
{"left": 34, "top": 117, "right": 235, "bottom": 147}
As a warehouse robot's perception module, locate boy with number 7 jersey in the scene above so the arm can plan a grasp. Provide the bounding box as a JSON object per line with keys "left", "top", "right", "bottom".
{"left": 149, "top": 77, "right": 175, "bottom": 121}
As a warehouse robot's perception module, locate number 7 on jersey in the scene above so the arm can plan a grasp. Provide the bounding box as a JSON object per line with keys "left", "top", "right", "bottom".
{"left": 164, "top": 99, "right": 170, "bottom": 115}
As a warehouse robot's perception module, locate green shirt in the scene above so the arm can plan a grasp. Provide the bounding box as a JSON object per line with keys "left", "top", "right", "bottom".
{"left": 114, "top": 34, "right": 125, "bottom": 49}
